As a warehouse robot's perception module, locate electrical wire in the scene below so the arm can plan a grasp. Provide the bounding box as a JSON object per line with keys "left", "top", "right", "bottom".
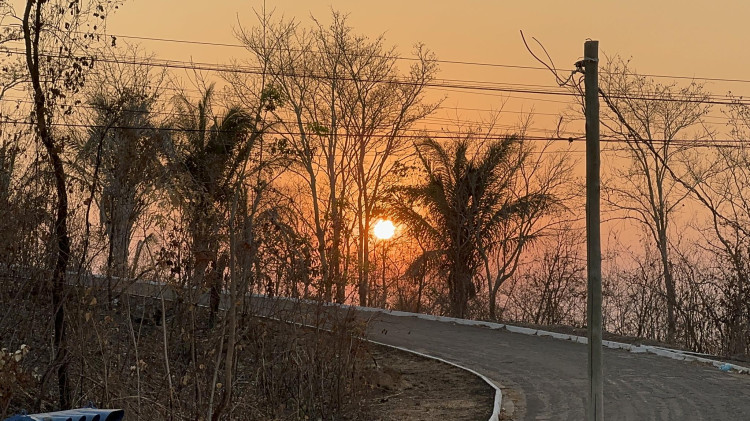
{"left": 79, "top": 33, "right": 750, "bottom": 85}
{"left": 4, "top": 116, "right": 748, "bottom": 150}
{"left": 4, "top": 48, "right": 750, "bottom": 106}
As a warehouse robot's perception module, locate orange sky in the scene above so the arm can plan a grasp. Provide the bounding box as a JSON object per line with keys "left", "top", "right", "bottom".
{"left": 92, "top": 0, "right": 750, "bottom": 142}
{"left": 8, "top": 0, "right": 750, "bottom": 133}
{"left": 6, "top": 0, "right": 747, "bottom": 247}
{"left": 104, "top": 0, "right": 750, "bottom": 82}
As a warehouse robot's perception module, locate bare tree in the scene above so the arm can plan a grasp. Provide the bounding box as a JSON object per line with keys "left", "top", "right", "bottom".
{"left": 503, "top": 226, "right": 586, "bottom": 326}
{"left": 237, "top": 13, "right": 338, "bottom": 300}
{"left": 479, "top": 130, "right": 574, "bottom": 320}
{"left": 18, "top": 0, "right": 120, "bottom": 408}
{"left": 326, "top": 24, "right": 438, "bottom": 305}
{"left": 596, "top": 55, "right": 711, "bottom": 343}
{"left": 678, "top": 101, "right": 750, "bottom": 356}
{"left": 603, "top": 238, "right": 669, "bottom": 340}
{"left": 238, "top": 10, "right": 437, "bottom": 303}
{"left": 0, "top": 3, "right": 26, "bottom": 102}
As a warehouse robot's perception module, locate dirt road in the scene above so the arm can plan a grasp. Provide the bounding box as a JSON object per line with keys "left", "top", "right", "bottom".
{"left": 366, "top": 312, "right": 750, "bottom": 420}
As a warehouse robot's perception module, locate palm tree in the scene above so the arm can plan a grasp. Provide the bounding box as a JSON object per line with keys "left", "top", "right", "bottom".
{"left": 164, "top": 85, "right": 260, "bottom": 326}
{"left": 79, "top": 89, "right": 161, "bottom": 280}
{"left": 391, "top": 135, "right": 553, "bottom": 318}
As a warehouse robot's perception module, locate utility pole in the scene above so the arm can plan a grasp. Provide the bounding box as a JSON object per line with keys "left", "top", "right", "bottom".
{"left": 584, "top": 39, "right": 603, "bottom": 421}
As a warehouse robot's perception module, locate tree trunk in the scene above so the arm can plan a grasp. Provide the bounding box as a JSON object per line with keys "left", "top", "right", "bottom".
{"left": 212, "top": 195, "right": 239, "bottom": 421}
{"left": 104, "top": 180, "right": 136, "bottom": 279}
{"left": 728, "top": 254, "right": 748, "bottom": 356}
{"left": 657, "top": 227, "right": 677, "bottom": 344}
{"left": 489, "top": 288, "right": 498, "bottom": 321}
{"left": 23, "top": 1, "right": 72, "bottom": 408}
{"left": 358, "top": 219, "right": 371, "bottom": 307}
{"left": 451, "top": 271, "right": 474, "bottom": 319}
{"left": 108, "top": 203, "right": 131, "bottom": 278}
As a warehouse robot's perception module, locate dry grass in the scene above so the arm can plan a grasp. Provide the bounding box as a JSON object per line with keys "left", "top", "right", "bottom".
{"left": 0, "top": 275, "right": 371, "bottom": 420}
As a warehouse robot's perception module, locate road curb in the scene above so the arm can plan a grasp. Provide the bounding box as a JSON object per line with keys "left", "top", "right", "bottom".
{"left": 251, "top": 310, "right": 504, "bottom": 421}
{"left": 349, "top": 304, "right": 750, "bottom": 375}
{"left": 367, "top": 339, "right": 504, "bottom": 421}
{"left": 123, "top": 286, "right": 505, "bottom": 420}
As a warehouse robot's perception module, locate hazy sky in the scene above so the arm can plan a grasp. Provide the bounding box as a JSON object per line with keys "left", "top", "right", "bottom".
{"left": 92, "top": 0, "right": 750, "bottom": 135}
{"left": 104, "top": 0, "right": 749, "bottom": 80}
{"left": 7, "top": 0, "right": 744, "bottom": 246}
{"left": 8, "top": 0, "right": 750, "bottom": 130}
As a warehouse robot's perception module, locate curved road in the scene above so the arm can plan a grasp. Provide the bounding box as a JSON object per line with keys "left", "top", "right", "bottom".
{"left": 121, "top": 283, "right": 750, "bottom": 420}
{"left": 365, "top": 311, "right": 750, "bottom": 420}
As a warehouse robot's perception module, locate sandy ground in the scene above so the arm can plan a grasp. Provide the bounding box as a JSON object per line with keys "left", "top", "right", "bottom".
{"left": 362, "top": 344, "right": 494, "bottom": 421}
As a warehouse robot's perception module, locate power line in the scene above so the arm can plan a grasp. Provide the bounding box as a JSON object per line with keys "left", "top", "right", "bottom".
{"left": 1, "top": 86, "right": 576, "bottom": 119}
{"left": 433, "top": 87, "right": 574, "bottom": 104}
{"left": 0, "top": 90, "right": 591, "bottom": 146}
{"left": 5, "top": 48, "right": 750, "bottom": 106}
{"left": 1, "top": 93, "right": 583, "bottom": 137}
{"left": 91, "top": 33, "right": 750, "bottom": 85}
{"left": 1, "top": 116, "right": 575, "bottom": 139}
{"left": 0, "top": 86, "right": 738, "bottom": 142}
{"left": 66, "top": 33, "right": 567, "bottom": 71}
{"left": 4, "top": 117, "right": 748, "bottom": 149}
{"left": 0, "top": 118, "right": 589, "bottom": 158}
{"left": 0, "top": 47, "right": 569, "bottom": 96}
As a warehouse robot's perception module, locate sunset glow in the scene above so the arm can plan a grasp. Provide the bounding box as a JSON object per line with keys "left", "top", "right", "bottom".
{"left": 4, "top": 1, "right": 750, "bottom": 417}
{"left": 373, "top": 219, "right": 396, "bottom": 240}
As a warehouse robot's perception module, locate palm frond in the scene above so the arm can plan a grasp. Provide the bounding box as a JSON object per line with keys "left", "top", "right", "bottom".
{"left": 404, "top": 249, "right": 446, "bottom": 280}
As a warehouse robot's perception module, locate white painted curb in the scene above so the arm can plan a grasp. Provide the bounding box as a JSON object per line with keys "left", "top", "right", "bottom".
{"left": 122, "top": 280, "right": 750, "bottom": 421}
{"left": 250, "top": 312, "right": 503, "bottom": 421}
{"left": 340, "top": 301, "right": 750, "bottom": 375}
{"left": 367, "top": 339, "right": 503, "bottom": 421}
{"left": 122, "top": 285, "right": 503, "bottom": 421}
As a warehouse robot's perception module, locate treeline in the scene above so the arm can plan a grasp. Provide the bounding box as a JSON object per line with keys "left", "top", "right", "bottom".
{"left": 1, "top": 0, "right": 750, "bottom": 418}
{"left": 500, "top": 56, "right": 750, "bottom": 360}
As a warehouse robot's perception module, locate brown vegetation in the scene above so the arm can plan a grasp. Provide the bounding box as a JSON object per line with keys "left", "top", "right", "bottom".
{"left": 1, "top": 1, "right": 750, "bottom": 418}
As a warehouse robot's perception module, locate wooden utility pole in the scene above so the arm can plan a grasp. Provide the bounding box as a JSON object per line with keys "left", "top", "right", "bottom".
{"left": 584, "top": 39, "right": 603, "bottom": 421}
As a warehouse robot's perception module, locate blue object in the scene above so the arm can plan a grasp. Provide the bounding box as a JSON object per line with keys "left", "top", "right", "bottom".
{"left": 719, "top": 363, "right": 732, "bottom": 372}
{"left": 3, "top": 408, "right": 123, "bottom": 421}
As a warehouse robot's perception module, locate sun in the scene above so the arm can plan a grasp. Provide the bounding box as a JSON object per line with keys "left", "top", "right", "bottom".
{"left": 373, "top": 219, "right": 395, "bottom": 240}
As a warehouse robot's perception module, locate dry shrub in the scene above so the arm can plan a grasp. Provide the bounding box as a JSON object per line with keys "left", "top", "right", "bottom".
{"left": 1, "top": 278, "right": 371, "bottom": 420}
{"left": 0, "top": 345, "right": 33, "bottom": 419}
{"left": 240, "top": 306, "right": 369, "bottom": 419}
